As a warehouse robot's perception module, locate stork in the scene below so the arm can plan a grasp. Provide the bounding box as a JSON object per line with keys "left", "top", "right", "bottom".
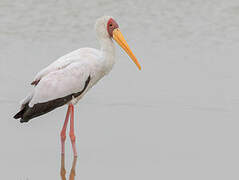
{"left": 14, "top": 16, "right": 141, "bottom": 158}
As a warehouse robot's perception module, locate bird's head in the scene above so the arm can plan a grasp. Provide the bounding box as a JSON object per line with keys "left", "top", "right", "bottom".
{"left": 95, "top": 16, "right": 141, "bottom": 70}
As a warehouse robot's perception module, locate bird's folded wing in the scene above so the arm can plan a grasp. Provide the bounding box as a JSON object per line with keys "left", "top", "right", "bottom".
{"left": 31, "top": 49, "right": 87, "bottom": 86}
{"left": 31, "top": 58, "right": 77, "bottom": 86}
{"left": 29, "top": 62, "right": 91, "bottom": 107}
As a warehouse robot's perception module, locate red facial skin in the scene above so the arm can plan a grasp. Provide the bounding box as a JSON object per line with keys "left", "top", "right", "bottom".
{"left": 107, "top": 18, "right": 119, "bottom": 38}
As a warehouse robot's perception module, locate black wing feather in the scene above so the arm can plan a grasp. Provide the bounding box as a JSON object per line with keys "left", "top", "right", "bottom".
{"left": 14, "top": 76, "right": 90, "bottom": 123}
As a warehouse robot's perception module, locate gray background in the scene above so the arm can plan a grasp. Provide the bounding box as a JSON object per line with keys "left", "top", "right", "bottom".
{"left": 1, "top": 0, "right": 239, "bottom": 179}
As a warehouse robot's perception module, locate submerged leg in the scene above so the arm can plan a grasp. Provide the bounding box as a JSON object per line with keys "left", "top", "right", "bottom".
{"left": 69, "top": 156, "right": 78, "bottom": 180}
{"left": 60, "top": 154, "right": 66, "bottom": 180}
{"left": 69, "top": 104, "right": 77, "bottom": 157}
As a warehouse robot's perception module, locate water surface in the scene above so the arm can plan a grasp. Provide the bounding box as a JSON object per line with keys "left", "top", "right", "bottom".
{"left": 1, "top": 0, "right": 239, "bottom": 179}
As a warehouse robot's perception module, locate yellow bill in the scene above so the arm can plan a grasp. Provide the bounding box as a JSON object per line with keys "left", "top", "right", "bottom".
{"left": 113, "top": 28, "right": 141, "bottom": 70}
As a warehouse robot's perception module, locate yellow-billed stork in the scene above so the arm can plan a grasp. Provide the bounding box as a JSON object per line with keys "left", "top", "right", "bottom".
{"left": 14, "top": 16, "right": 141, "bottom": 157}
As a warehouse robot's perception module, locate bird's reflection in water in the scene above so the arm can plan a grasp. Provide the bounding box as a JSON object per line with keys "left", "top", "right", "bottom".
{"left": 60, "top": 154, "right": 77, "bottom": 180}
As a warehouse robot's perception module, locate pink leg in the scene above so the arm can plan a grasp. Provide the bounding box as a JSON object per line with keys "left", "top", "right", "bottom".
{"left": 60, "top": 105, "right": 71, "bottom": 155}
{"left": 69, "top": 104, "right": 77, "bottom": 157}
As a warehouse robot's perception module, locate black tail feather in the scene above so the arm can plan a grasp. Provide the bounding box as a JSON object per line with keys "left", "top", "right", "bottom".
{"left": 13, "top": 111, "right": 23, "bottom": 119}
{"left": 13, "top": 103, "right": 29, "bottom": 123}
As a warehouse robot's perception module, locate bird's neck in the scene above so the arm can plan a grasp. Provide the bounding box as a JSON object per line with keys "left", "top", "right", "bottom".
{"left": 99, "top": 36, "right": 115, "bottom": 51}
{"left": 98, "top": 37, "right": 116, "bottom": 74}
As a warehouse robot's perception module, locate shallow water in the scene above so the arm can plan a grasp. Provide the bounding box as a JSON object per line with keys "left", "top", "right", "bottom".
{"left": 1, "top": 0, "right": 239, "bottom": 179}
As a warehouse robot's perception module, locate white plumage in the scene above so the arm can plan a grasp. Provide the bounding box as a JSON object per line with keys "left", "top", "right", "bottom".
{"left": 29, "top": 48, "right": 104, "bottom": 107}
